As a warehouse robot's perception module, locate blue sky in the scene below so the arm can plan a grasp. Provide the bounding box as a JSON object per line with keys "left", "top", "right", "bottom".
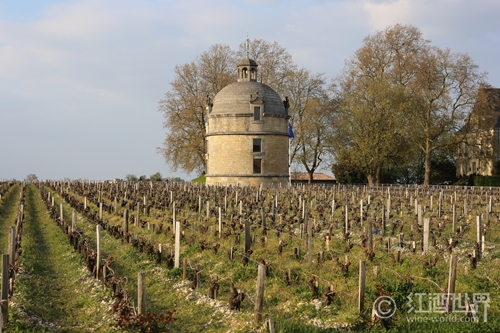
{"left": 1, "top": 0, "right": 499, "bottom": 181}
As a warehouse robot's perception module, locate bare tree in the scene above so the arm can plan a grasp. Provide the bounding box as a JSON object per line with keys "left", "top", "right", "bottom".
{"left": 159, "top": 40, "right": 299, "bottom": 175}
{"left": 295, "top": 97, "right": 333, "bottom": 183}
{"left": 331, "top": 24, "right": 486, "bottom": 185}
{"left": 410, "top": 47, "right": 487, "bottom": 184}
{"left": 285, "top": 67, "right": 330, "bottom": 183}
{"left": 331, "top": 80, "right": 409, "bottom": 185}
{"left": 24, "top": 174, "right": 38, "bottom": 183}
{"left": 330, "top": 25, "right": 418, "bottom": 185}
{"left": 158, "top": 44, "right": 235, "bottom": 174}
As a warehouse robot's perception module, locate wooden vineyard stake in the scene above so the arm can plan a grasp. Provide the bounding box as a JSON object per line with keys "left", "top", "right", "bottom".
{"left": 136, "top": 203, "right": 140, "bottom": 228}
{"left": 8, "top": 227, "right": 16, "bottom": 266}
{"left": 345, "top": 204, "right": 349, "bottom": 233}
{"left": 218, "top": 207, "right": 222, "bottom": 237}
{"left": 123, "top": 209, "right": 129, "bottom": 241}
{"left": 417, "top": 205, "right": 422, "bottom": 226}
{"left": 386, "top": 196, "right": 391, "bottom": 221}
{"left": 330, "top": 198, "right": 335, "bottom": 221}
{"left": 272, "top": 201, "right": 277, "bottom": 224}
{"left": 72, "top": 210, "right": 76, "bottom": 233}
{"left": 96, "top": 225, "right": 101, "bottom": 278}
{"left": 447, "top": 254, "right": 457, "bottom": 312}
{"left": 1, "top": 254, "right": 9, "bottom": 327}
{"left": 368, "top": 218, "right": 373, "bottom": 250}
{"left": 477, "top": 216, "right": 482, "bottom": 259}
{"left": 261, "top": 207, "right": 266, "bottom": 235}
{"left": 245, "top": 220, "right": 251, "bottom": 253}
{"left": 183, "top": 258, "right": 187, "bottom": 280}
{"left": 255, "top": 263, "right": 266, "bottom": 323}
{"left": 358, "top": 260, "right": 366, "bottom": 313}
{"left": 307, "top": 210, "right": 312, "bottom": 265}
{"left": 175, "top": 221, "right": 180, "bottom": 268}
{"left": 138, "top": 272, "right": 146, "bottom": 315}
{"left": 359, "top": 199, "right": 363, "bottom": 224}
{"left": 381, "top": 206, "right": 385, "bottom": 236}
{"left": 423, "top": 218, "right": 429, "bottom": 255}
{"left": 173, "top": 202, "right": 176, "bottom": 234}
{"left": 268, "top": 318, "right": 275, "bottom": 333}
{"left": 452, "top": 204, "right": 456, "bottom": 233}
{"left": 438, "top": 194, "right": 442, "bottom": 218}
{"left": 464, "top": 199, "right": 468, "bottom": 218}
{"left": 302, "top": 200, "right": 306, "bottom": 220}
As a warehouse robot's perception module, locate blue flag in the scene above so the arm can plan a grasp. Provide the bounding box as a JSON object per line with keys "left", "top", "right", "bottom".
{"left": 288, "top": 123, "right": 295, "bottom": 139}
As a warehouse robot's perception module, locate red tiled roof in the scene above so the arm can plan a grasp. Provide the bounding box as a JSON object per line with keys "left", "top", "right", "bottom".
{"left": 291, "top": 172, "right": 336, "bottom": 181}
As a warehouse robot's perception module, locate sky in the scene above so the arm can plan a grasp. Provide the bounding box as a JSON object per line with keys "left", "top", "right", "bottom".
{"left": 1, "top": 0, "right": 499, "bottom": 182}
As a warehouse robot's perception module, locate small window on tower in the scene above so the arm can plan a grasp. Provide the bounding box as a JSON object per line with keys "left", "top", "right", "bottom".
{"left": 254, "top": 106, "right": 261, "bottom": 121}
{"left": 253, "top": 159, "right": 262, "bottom": 174}
{"left": 253, "top": 138, "right": 261, "bottom": 152}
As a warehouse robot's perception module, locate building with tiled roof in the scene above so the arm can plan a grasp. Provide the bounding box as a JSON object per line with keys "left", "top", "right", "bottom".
{"left": 291, "top": 172, "right": 337, "bottom": 185}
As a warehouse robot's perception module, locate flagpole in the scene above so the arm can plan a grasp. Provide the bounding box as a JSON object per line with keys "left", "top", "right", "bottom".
{"left": 289, "top": 136, "right": 291, "bottom": 186}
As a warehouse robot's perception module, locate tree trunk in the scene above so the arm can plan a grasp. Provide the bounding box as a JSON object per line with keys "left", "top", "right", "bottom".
{"left": 423, "top": 142, "right": 432, "bottom": 186}
{"left": 366, "top": 173, "right": 375, "bottom": 186}
{"left": 308, "top": 172, "right": 314, "bottom": 184}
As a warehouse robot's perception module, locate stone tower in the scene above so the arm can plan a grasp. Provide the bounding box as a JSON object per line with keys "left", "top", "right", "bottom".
{"left": 205, "top": 58, "right": 290, "bottom": 187}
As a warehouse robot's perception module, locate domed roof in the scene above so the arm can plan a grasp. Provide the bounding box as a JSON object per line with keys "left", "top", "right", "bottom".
{"left": 211, "top": 80, "right": 287, "bottom": 116}
{"left": 238, "top": 58, "right": 258, "bottom": 67}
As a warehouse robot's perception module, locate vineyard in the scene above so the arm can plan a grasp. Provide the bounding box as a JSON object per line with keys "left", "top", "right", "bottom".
{"left": 0, "top": 180, "right": 499, "bottom": 332}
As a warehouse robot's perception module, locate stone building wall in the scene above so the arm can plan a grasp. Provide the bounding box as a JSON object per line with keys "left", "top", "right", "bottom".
{"left": 206, "top": 114, "right": 289, "bottom": 186}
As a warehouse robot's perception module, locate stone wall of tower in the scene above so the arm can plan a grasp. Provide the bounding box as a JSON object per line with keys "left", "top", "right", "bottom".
{"left": 205, "top": 114, "right": 289, "bottom": 187}
{"left": 208, "top": 114, "right": 287, "bottom": 133}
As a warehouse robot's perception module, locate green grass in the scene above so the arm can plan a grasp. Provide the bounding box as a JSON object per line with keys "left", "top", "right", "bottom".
{"left": 191, "top": 174, "right": 206, "bottom": 183}
{"left": 9, "top": 185, "right": 118, "bottom": 332}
